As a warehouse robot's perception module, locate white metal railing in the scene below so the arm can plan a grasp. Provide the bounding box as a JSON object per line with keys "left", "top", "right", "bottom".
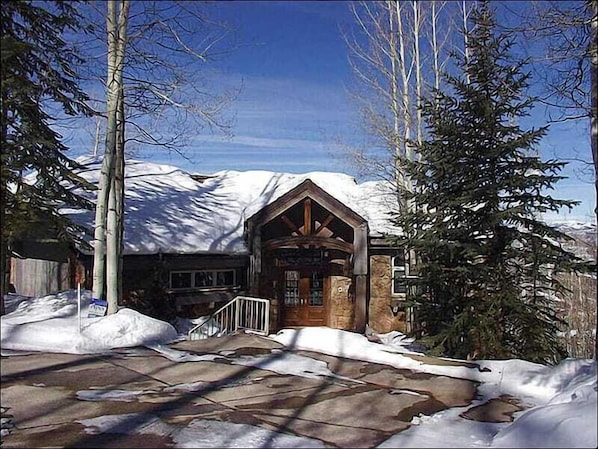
{"left": 187, "top": 295, "right": 270, "bottom": 341}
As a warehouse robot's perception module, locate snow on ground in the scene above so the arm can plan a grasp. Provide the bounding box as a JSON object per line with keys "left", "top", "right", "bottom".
{"left": 1, "top": 290, "right": 597, "bottom": 448}
{"left": 147, "top": 342, "right": 358, "bottom": 382}
{"left": 77, "top": 414, "right": 325, "bottom": 448}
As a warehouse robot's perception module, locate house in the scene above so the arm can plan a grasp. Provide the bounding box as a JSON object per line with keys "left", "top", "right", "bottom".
{"left": 9, "top": 158, "right": 412, "bottom": 334}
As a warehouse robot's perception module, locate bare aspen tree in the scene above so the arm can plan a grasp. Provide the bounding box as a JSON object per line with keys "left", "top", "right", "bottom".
{"left": 431, "top": 2, "right": 442, "bottom": 92}
{"left": 344, "top": 1, "right": 471, "bottom": 334}
{"left": 92, "top": 0, "right": 129, "bottom": 307}
{"left": 105, "top": 81, "right": 126, "bottom": 313}
{"left": 83, "top": 1, "right": 236, "bottom": 313}
{"left": 387, "top": 2, "right": 402, "bottom": 192}
{"left": 395, "top": 1, "right": 413, "bottom": 173}
{"left": 82, "top": 96, "right": 107, "bottom": 158}
{"left": 559, "top": 267, "right": 597, "bottom": 359}
{"left": 591, "top": 0, "right": 597, "bottom": 222}
{"left": 344, "top": 1, "right": 467, "bottom": 195}
{"left": 388, "top": 0, "right": 412, "bottom": 202}
{"left": 344, "top": 1, "right": 411, "bottom": 198}
{"left": 510, "top": 1, "right": 596, "bottom": 220}
{"left": 93, "top": 120, "right": 102, "bottom": 157}
{"left": 592, "top": 1, "right": 597, "bottom": 363}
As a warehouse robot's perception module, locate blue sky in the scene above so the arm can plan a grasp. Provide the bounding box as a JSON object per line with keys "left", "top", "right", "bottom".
{"left": 151, "top": 1, "right": 362, "bottom": 175}
{"left": 68, "top": 1, "right": 595, "bottom": 221}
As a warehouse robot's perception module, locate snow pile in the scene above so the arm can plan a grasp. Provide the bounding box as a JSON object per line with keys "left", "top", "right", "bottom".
{"left": 490, "top": 359, "right": 597, "bottom": 448}
{"left": 1, "top": 290, "right": 178, "bottom": 354}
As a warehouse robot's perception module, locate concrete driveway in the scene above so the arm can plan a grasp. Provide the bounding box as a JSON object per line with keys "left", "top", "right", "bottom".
{"left": 1, "top": 334, "right": 523, "bottom": 448}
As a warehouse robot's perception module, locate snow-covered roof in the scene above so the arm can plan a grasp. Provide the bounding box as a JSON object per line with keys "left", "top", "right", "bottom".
{"left": 67, "top": 157, "right": 401, "bottom": 256}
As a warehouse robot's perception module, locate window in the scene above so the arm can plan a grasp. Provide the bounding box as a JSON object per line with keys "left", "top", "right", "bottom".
{"left": 171, "top": 272, "right": 192, "bottom": 289}
{"left": 170, "top": 269, "right": 236, "bottom": 290}
{"left": 195, "top": 271, "right": 213, "bottom": 287}
{"left": 392, "top": 255, "right": 407, "bottom": 295}
{"left": 309, "top": 272, "right": 324, "bottom": 306}
{"left": 216, "top": 270, "right": 234, "bottom": 286}
{"left": 284, "top": 270, "right": 300, "bottom": 306}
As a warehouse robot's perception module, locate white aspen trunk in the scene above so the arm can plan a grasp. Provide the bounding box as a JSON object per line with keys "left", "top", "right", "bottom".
{"left": 431, "top": 1, "right": 441, "bottom": 92}
{"left": 395, "top": 0, "right": 415, "bottom": 223}
{"left": 106, "top": 87, "right": 123, "bottom": 313}
{"left": 92, "top": 1, "right": 118, "bottom": 302}
{"left": 105, "top": 0, "right": 129, "bottom": 314}
{"left": 395, "top": 1, "right": 413, "bottom": 165}
{"left": 93, "top": 0, "right": 129, "bottom": 308}
{"left": 346, "top": 1, "right": 462, "bottom": 204}
{"left": 93, "top": 120, "right": 101, "bottom": 157}
{"left": 462, "top": 0, "right": 472, "bottom": 84}
{"left": 587, "top": 0, "right": 597, "bottom": 360}
{"left": 107, "top": 87, "right": 126, "bottom": 312}
{"left": 410, "top": 0, "right": 424, "bottom": 280}
{"left": 116, "top": 90, "right": 125, "bottom": 302}
{"left": 386, "top": 1, "right": 404, "bottom": 205}
{"left": 106, "top": 167, "right": 118, "bottom": 311}
{"left": 413, "top": 0, "right": 423, "bottom": 148}
{"left": 91, "top": 148, "right": 114, "bottom": 302}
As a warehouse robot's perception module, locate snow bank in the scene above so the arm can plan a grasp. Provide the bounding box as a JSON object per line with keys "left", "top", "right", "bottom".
{"left": 1, "top": 290, "right": 177, "bottom": 354}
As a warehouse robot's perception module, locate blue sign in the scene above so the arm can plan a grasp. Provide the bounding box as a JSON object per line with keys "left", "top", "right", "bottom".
{"left": 88, "top": 298, "right": 108, "bottom": 318}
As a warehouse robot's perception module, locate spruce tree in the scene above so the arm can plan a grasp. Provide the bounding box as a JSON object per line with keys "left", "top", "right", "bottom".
{"left": 397, "top": 2, "right": 583, "bottom": 364}
{"left": 1, "top": 1, "right": 94, "bottom": 311}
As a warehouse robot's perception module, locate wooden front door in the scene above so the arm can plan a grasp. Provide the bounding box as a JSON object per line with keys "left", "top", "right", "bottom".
{"left": 282, "top": 269, "right": 327, "bottom": 327}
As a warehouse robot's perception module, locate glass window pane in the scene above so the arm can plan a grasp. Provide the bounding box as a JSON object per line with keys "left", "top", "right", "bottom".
{"left": 392, "top": 253, "right": 407, "bottom": 295}
{"left": 195, "top": 272, "right": 213, "bottom": 287}
{"left": 309, "top": 272, "right": 323, "bottom": 306}
{"left": 216, "top": 270, "right": 234, "bottom": 286}
{"left": 392, "top": 254, "right": 405, "bottom": 267}
{"left": 393, "top": 269, "right": 406, "bottom": 294}
{"left": 284, "top": 271, "right": 300, "bottom": 306}
{"left": 171, "top": 272, "right": 192, "bottom": 289}
{"left": 393, "top": 278, "right": 407, "bottom": 294}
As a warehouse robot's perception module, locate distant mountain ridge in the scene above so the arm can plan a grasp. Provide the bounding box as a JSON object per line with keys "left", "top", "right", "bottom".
{"left": 551, "top": 220, "right": 597, "bottom": 262}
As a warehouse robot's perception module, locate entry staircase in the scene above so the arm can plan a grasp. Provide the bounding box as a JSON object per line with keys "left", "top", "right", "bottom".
{"left": 187, "top": 295, "right": 270, "bottom": 340}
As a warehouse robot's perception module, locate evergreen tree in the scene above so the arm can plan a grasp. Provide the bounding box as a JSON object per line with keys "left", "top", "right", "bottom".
{"left": 397, "top": 2, "right": 583, "bottom": 364}
{"left": 1, "top": 1, "right": 94, "bottom": 311}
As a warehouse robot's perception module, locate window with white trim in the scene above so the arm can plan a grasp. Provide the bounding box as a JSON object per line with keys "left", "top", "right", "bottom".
{"left": 392, "top": 255, "right": 407, "bottom": 295}
{"left": 169, "top": 269, "right": 236, "bottom": 290}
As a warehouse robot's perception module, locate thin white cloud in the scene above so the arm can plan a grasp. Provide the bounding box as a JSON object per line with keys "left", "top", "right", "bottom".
{"left": 191, "top": 134, "right": 340, "bottom": 152}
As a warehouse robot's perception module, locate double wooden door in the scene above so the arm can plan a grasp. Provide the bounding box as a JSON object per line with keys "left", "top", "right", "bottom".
{"left": 282, "top": 269, "right": 327, "bottom": 327}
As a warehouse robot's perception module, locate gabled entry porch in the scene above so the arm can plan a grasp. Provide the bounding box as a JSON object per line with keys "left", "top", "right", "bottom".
{"left": 245, "top": 180, "right": 369, "bottom": 332}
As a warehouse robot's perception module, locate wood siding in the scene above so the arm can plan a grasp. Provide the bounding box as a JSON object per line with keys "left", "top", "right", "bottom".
{"left": 10, "top": 257, "right": 71, "bottom": 297}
